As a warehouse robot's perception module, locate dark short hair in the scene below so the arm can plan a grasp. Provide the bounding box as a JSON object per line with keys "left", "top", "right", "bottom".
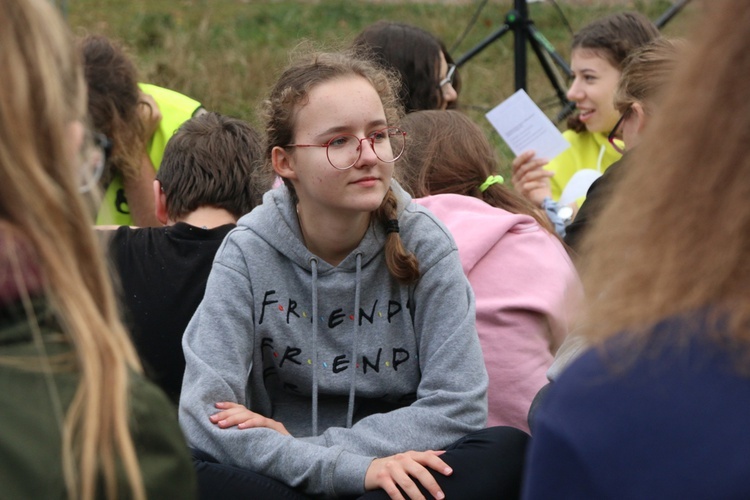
{"left": 156, "top": 112, "right": 262, "bottom": 220}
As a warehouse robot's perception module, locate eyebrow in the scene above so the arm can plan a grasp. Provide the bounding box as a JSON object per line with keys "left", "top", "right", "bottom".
{"left": 313, "top": 119, "right": 388, "bottom": 140}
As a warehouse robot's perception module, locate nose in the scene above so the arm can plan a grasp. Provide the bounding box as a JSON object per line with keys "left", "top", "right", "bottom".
{"left": 441, "top": 83, "right": 458, "bottom": 109}
{"left": 354, "top": 137, "right": 379, "bottom": 168}
{"left": 566, "top": 77, "right": 584, "bottom": 102}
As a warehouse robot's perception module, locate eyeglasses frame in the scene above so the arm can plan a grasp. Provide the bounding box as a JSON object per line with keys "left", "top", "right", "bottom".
{"left": 438, "top": 63, "right": 457, "bottom": 89}
{"left": 608, "top": 107, "right": 631, "bottom": 155}
{"left": 285, "top": 126, "right": 407, "bottom": 171}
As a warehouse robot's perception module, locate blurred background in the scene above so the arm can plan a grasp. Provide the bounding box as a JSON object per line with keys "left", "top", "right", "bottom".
{"left": 62, "top": 0, "right": 696, "bottom": 176}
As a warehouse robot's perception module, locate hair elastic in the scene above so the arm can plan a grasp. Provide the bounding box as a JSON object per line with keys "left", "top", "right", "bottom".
{"left": 385, "top": 219, "right": 400, "bottom": 234}
{"left": 479, "top": 174, "right": 504, "bottom": 192}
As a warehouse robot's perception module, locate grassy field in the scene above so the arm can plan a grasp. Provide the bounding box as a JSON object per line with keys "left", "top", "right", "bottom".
{"left": 66, "top": 0, "right": 697, "bottom": 175}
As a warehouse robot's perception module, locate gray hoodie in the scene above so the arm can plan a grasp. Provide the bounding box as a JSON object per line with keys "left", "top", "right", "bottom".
{"left": 179, "top": 181, "right": 488, "bottom": 497}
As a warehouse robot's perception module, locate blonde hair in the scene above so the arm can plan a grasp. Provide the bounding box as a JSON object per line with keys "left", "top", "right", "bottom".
{"left": 613, "top": 38, "right": 683, "bottom": 115}
{"left": 261, "top": 50, "right": 420, "bottom": 283}
{"left": 0, "top": 0, "right": 145, "bottom": 498}
{"left": 578, "top": 1, "right": 750, "bottom": 357}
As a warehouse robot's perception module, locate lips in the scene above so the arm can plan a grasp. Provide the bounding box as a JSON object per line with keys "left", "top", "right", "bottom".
{"left": 578, "top": 108, "right": 594, "bottom": 122}
{"left": 351, "top": 176, "right": 379, "bottom": 185}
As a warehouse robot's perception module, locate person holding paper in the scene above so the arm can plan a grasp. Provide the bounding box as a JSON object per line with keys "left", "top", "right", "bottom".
{"left": 511, "top": 12, "right": 659, "bottom": 234}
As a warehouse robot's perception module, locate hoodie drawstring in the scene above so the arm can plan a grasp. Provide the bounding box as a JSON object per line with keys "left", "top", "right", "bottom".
{"left": 310, "top": 257, "right": 319, "bottom": 436}
{"left": 596, "top": 144, "right": 606, "bottom": 172}
{"left": 346, "top": 253, "right": 363, "bottom": 429}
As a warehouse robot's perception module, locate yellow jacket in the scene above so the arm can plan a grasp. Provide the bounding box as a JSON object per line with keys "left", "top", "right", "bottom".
{"left": 96, "top": 84, "right": 202, "bottom": 226}
{"left": 545, "top": 129, "right": 622, "bottom": 205}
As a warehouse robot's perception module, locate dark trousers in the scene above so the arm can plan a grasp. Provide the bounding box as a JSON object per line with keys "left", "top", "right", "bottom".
{"left": 192, "top": 426, "right": 529, "bottom": 499}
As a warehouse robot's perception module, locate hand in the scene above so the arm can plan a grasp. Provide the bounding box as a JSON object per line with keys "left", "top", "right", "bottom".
{"left": 209, "top": 402, "right": 290, "bottom": 436}
{"left": 511, "top": 150, "right": 554, "bottom": 207}
{"left": 137, "top": 91, "right": 162, "bottom": 141}
{"left": 365, "top": 450, "right": 452, "bottom": 500}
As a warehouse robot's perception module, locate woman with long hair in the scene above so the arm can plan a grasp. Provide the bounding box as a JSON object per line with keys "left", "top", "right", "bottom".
{"left": 523, "top": 2, "right": 750, "bottom": 497}
{"left": 399, "top": 110, "right": 580, "bottom": 433}
{"left": 0, "top": 1, "right": 196, "bottom": 498}
{"left": 180, "top": 50, "right": 528, "bottom": 499}
{"left": 352, "top": 21, "right": 460, "bottom": 112}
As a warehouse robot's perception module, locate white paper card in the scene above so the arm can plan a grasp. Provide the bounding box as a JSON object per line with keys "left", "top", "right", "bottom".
{"left": 485, "top": 89, "right": 570, "bottom": 161}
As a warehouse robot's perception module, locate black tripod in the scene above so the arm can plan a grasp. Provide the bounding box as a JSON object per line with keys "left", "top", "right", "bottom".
{"left": 456, "top": 0, "right": 572, "bottom": 119}
{"left": 456, "top": 0, "right": 692, "bottom": 122}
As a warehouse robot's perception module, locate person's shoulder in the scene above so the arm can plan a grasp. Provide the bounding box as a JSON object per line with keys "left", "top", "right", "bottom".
{"left": 401, "top": 199, "right": 456, "bottom": 246}
{"left": 110, "top": 225, "right": 168, "bottom": 245}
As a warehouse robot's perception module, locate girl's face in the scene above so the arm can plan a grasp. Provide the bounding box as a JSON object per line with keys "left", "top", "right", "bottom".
{"left": 437, "top": 52, "right": 458, "bottom": 110}
{"left": 566, "top": 48, "right": 622, "bottom": 134}
{"left": 273, "top": 76, "right": 393, "bottom": 217}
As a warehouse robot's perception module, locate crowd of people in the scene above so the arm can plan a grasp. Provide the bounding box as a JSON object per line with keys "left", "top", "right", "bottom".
{"left": 4, "top": 0, "right": 749, "bottom": 498}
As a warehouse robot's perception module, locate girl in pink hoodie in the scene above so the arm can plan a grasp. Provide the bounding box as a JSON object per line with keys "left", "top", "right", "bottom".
{"left": 399, "top": 110, "right": 582, "bottom": 433}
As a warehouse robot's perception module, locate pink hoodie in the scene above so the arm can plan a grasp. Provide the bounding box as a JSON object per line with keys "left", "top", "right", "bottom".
{"left": 416, "top": 194, "right": 581, "bottom": 433}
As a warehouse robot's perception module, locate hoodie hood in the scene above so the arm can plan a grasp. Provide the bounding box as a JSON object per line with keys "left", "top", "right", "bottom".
{"left": 416, "top": 194, "right": 541, "bottom": 275}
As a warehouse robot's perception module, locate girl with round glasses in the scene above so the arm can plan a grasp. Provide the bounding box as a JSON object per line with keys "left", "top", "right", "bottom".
{"left": 179, "top": 50, "right": 527, "bottom": 499}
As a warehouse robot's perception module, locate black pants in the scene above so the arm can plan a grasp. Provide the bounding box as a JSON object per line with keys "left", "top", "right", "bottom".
{"left": 192, "top": 426, "right": 529, "bottom": 499}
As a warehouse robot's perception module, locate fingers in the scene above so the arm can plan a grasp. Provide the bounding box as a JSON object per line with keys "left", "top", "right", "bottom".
{"left": 511, "top": 150, "right": 536, "bottom": 173}
{"left": 210, "top": 402, "right": 252, "bottom": 428}
{"left": 209, "top": 403, "right": 290, "bottom": 434}
{"left": 512, "top": 159, "right": 551, "bottom": 185}
{"left": 366, "top": 452, "right": 450, "bottom": 500}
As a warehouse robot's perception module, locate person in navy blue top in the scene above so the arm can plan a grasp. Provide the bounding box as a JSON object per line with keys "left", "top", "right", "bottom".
{"left": 523, "top": 3, "right": 750, "bottom": 498}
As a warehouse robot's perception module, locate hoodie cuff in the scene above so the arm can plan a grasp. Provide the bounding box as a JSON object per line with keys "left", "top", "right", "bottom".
{"left": 331, "top": 451, "right": 373, "bottom": 497}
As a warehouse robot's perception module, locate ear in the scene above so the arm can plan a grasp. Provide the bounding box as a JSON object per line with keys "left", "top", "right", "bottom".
{"left": 153, "top": 180, "right": 169, "bottom": 225}
{"left": 631, "top": 102, "right": 648, "bottom": 136}
{"left": 272, "top": 146, "right": 298, "bottom": 181}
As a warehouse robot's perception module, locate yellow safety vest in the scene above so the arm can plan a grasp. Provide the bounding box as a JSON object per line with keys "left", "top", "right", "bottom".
{"left": 95, "top": 84, "right": 202, "bottom": 226}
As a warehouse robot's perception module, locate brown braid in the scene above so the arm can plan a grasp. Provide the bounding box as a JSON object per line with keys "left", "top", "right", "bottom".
{"left": 375, "top": 188, "right": 420, "bottom": 283}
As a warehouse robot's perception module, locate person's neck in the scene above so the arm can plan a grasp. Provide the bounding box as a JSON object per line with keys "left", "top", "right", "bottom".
{"left": 172, "top": 206, "right": 237, "bottom": 229}
{"left": 296, "top": 205, "right": 370, "bottom": 266}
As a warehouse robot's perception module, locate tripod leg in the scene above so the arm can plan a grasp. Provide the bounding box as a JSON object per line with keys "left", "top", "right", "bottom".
{"left": 456, "top": 24, "right": 512, "bottom": 67}
{"left": 527, "top": 30, "right": 569, "bottom": 107}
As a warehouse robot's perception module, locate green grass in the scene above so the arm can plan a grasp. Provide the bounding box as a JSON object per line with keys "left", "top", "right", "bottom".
{"left": 66, "top": 0, "right": 697, "bottom": 176}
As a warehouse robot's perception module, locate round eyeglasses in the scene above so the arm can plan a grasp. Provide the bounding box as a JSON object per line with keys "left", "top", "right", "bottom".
{"left": 286, "top": 127, "right": 407, "bottom": 171}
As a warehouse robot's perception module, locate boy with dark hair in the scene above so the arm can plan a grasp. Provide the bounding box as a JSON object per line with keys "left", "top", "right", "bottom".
{"left": 106, "top": 111, "right": 262, "bottom": 404}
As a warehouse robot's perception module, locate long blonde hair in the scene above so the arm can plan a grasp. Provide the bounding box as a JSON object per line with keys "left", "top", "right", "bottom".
{"left": 0, "top": 0, "right": 145, "bottom": 498}
{"left": 578, "top": 1, "right": 750, "bottom": 354}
